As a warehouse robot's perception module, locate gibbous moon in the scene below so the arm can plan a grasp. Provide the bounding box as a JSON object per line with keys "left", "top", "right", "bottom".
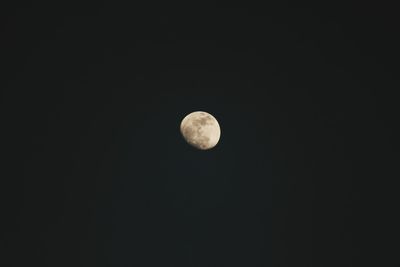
{"left": 180, "top": 111, "right": 221, "bottom": 150}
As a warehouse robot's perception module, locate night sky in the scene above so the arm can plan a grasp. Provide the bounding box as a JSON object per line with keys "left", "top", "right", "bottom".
{"left": 1, "top": 3, "right": 399, "bottom": 266}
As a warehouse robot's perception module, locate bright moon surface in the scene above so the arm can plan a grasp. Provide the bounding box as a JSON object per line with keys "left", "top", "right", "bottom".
{"left": 180, "top": 111, "right": 221, "bottom": 150}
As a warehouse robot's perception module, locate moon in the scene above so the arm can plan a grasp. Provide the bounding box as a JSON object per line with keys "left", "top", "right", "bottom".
{"left": 180, "top": 111, "right": 221, "bottom": 150}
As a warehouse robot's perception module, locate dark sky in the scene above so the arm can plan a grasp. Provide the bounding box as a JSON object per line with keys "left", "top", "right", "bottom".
{"left": 1, "top": 3, "right": 399, "bottom": 267}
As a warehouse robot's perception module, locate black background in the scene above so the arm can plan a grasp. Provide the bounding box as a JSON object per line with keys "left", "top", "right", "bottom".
{"left": 1, "top": 2, "right": 399, "bottom": 266}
